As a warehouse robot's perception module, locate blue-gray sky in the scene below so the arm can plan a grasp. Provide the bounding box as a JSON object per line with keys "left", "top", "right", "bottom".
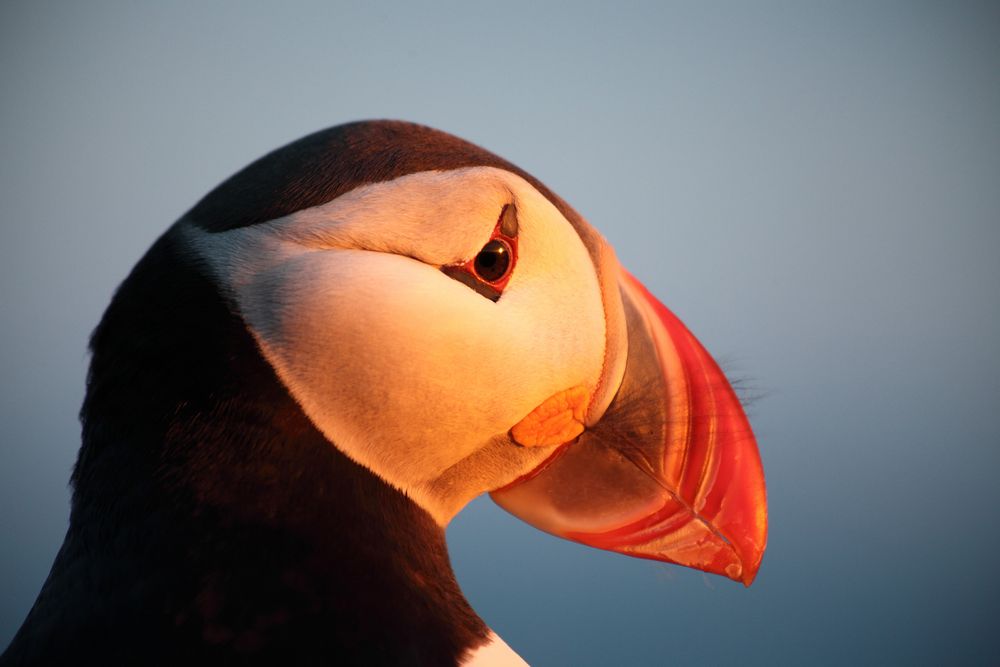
{"left": 2, "top": 2, "right": 998, "bottom": 664}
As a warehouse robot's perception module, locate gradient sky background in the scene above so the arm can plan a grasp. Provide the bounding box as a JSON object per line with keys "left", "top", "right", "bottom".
{"left": 2, "top": 2, "right": 998, "bottom": 664}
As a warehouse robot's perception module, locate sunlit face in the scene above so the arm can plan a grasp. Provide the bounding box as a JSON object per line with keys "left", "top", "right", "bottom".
{"left": 184, "top": 167, "right": 614, "bottom": 521}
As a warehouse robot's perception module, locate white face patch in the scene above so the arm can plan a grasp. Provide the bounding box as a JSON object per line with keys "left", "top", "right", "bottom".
{"left": 182, "top": 167, "right": 609, "bottom": 523}
{"left": 461, "top": 631, "right": 528, "bottom": 666}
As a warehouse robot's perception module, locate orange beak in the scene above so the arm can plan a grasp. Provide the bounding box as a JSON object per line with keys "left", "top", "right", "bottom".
{"left": 491, "top": 271, "right": 767, "bottom": 585}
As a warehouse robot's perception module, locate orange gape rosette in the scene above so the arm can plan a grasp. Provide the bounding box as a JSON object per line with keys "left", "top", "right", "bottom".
{"left": 492, "top": 272, "right": 767, "bottom": 585}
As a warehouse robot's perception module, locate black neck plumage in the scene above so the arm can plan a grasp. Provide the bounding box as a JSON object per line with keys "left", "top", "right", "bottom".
{"left": 1, "top": 230, "right": 487, "bottom": 666}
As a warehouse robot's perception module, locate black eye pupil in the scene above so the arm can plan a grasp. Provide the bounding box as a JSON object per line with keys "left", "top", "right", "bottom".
{"left": 474, "top": 239, "right": 511, "bottom": 283}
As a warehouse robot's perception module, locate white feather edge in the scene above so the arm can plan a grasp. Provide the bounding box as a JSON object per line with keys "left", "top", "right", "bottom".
{"left": 461, "top": 632, "right": 530, "bottom": 666}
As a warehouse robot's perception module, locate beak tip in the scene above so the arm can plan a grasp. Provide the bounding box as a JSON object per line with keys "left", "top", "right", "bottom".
{"left": 738, "top": 555, "right": 762, "bottom": 587}
{"left": 735, "top": 526, "right": 767, "bottom": 586}
{"left": 727, "top": 510, "right": 767, "bottom": 587}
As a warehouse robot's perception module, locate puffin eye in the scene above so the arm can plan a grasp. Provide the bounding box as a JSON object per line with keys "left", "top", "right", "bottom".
{"left": 440, "top": 204, "right": 519, "bottom": 302}
{"left": 473, "top": 239, "right": 512, "bottom": 283}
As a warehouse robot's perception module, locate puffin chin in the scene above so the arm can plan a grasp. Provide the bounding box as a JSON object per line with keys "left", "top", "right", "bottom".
{"left": 491, "top": 270, "right": 767, "bottom": 586}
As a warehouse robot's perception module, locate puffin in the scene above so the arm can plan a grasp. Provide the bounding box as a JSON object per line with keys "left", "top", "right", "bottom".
{"left": 1, "top": 120, "right": 766, "bottom": 666}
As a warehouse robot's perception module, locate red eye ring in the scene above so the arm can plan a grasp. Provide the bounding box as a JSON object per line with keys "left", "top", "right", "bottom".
{"left": 441, "top": 204, "right": 519, "bottom": 302}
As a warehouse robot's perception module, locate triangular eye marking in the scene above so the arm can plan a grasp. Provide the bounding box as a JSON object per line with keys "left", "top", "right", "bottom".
{"left": 499, "top": 202, "right": 519, "bottom": 238}
{"left": 441, "top": 204, "right": 519, "bottom": 302}
{"left": 441, "top": 265, "right": 504, "bottom": 301}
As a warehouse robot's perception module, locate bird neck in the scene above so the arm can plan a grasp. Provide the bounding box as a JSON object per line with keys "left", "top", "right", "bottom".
{"left": 6, "top": 230, "right": 489, "bottom": 665}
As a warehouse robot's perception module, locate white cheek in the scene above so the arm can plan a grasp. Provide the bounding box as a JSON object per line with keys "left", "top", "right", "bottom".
{"left": 236, "top": 231, "right": 604, "bottom": 486}
{"left": 181, "top": 166, "right": 609, "bottom": 502}
{"left": 242, "top": 250, "right": 512, "bottom": 474}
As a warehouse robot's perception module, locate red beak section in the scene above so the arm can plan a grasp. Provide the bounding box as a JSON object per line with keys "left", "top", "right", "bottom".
{"left": 491, "top": 272, "right": 767, "bottom": 585}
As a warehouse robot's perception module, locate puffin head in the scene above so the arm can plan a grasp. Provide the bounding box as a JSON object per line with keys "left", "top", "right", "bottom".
{"left": 181, "top": 119, "right": 767, "bottom": 585}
